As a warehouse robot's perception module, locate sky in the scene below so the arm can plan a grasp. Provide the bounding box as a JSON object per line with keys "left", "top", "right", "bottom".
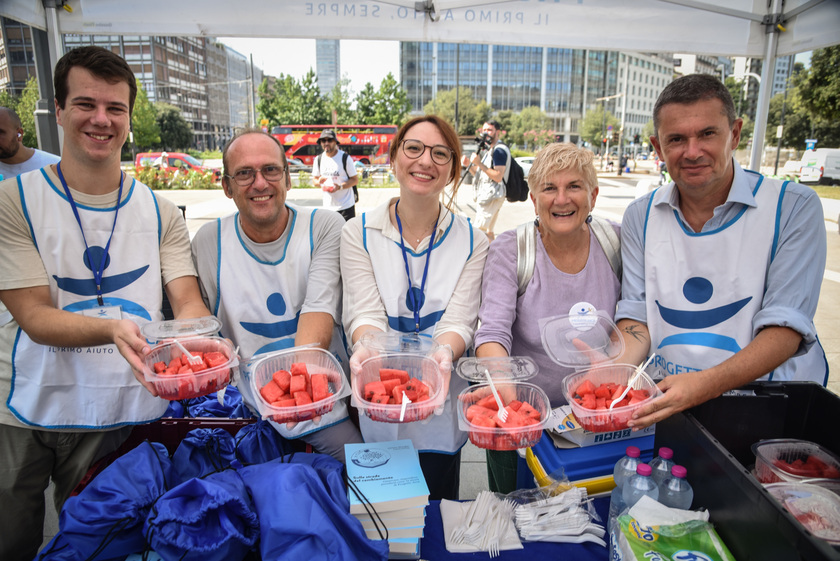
{"left": 219, "top": 38, "right": 400, "bottom": 96}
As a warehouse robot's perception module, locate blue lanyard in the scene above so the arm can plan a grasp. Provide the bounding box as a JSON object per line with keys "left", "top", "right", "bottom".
{"left": 394, "top": 200, "right": 439, "bottom": 335}
{"left": 56, "top": 163, "right": 124, "bottom": 306}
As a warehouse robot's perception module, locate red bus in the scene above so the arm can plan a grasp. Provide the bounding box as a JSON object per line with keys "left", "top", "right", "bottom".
{"left": 271, "top": 124, "right": 397, "bottom": 166}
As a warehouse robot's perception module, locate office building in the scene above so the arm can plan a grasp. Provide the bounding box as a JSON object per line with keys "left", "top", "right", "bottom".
{"left": 0, "top": 16, "right": 38, "bottom": 97}
{"left": 399, "top": 42, "right": 673, "bottom": 145}
{"left": 316, "top": 39, "right": 341, "bottom": 94}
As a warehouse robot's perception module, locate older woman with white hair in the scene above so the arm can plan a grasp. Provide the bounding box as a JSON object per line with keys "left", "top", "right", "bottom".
{"left": 474, "top": 142, "right": 621, "bottom": 493}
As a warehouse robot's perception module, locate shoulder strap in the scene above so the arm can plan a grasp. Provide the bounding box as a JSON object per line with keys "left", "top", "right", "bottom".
{"left": 495, "top": 143, "right": 512, "bottom": 184}
{"left": 342, "top": 152, "right": 349, "bottom": 171}
{"left": 515, "top": 221, "right": 537, "bottom": 297}
{"left": 589, "top": 216, "right": 622, "bottom": 280}
{"left": 316, "top": 153, "right": 321, "bottom": 169}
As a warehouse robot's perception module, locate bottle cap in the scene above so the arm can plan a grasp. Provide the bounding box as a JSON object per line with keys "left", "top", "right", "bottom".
{"left": 636, "top": 463, "right": 652, "bottom": 476}
{"left": 626, "top": 446, "right": 641, "bottom": 458}
{"left": 671, "top": 465, "right": 687, "bottom": 478}
{"left": 659, "top": 447, "right": 674, "bottom": 460}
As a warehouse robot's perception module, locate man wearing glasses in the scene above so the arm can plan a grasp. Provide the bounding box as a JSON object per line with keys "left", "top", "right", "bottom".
{"left": 312, "top": 129, "right": 359, "bottom": 221}
{"left": 191, "top": 130, "right": 362, "bottom": 461}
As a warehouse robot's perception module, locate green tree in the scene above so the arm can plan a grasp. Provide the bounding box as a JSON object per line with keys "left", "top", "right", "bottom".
{"left": 424, "top": 87, "right": 491, "bottom": 136}
{"left": 154, "top": 102, "right": 192, "bottom": 150}
{"left": 0, "top": 90, "right": 16, "bottom": 113}
{"left": 354, "top": 83, "right": 378, "bottom": 124}
{"left": 131, "top": 80, "right": 160, "bottom": 150}
{"left": 16, "top": 77, "right": 40, "bottom": 149}
{"left": 510, "top": 106, "right": 552, "bottom": 149}
{"left": 372, "top": 73, "right": 411, "bottom": 126}
{"left": 579, "top": 105, "right": 619, "bottom": 148}
{"left": 296, "top": 69, "right": 328, "bottom": 124}
{"left": 257, "top": 70, "right": 328, "bottom": 127}
{"left": 326, "top": 77, "right": 355, "bottom": 125}
{"left": 797, "top": 46, "right": 840, "bottom": 123}
{"left": 725, "top": 76, "right": 747, "bottom": 117}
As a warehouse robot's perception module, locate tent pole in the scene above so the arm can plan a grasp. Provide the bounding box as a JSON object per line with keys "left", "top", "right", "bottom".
{"left": 749, "top": 0, "right": 783, "bottom": 173}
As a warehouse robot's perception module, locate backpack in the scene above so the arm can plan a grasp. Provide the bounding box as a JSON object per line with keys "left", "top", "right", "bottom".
{"left": 494, "top": 143, "right": 528, "bottom": 203}
{"left": 316, "top": 152, "right": 359, "bottom": 203}
{"left": 515, "top": 216, "right": 621, "bottom": 296}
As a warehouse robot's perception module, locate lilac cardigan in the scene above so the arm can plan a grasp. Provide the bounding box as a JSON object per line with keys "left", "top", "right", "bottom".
{"left": 474, "top": 223, "right": 621, "bottom": 407}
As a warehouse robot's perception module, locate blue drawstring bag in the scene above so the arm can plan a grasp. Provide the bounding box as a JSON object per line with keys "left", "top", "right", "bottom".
{"left": 286, "top": 451, "right": 351, "bottom": 508}
{"left": 240, "top": 458, "right": 389, "bottom": 561}
{"left": 144, "top": 468, "right": 259, "bottom": 561}
{"left": 34, "top": 533, "right": 84, "bottom": 560}
{"left": 233, "top": 419, "right": 292, "bottom": 465}
{"left": 59, "top": 441, "right": 174, "bottom": 560}
{"left": 171, "top": 428, "right": 236, "bottom": 481}
{"left": 162, "top": 399, "right": 186, "bottom": 418}
{"left": 187, "top": 386, "right": 255, "bottom": 419}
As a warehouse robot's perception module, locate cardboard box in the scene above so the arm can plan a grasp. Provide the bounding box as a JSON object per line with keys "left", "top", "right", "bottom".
{"left": 656, "top": 382, "right": 840, "bottom": 561}
{"left": 549, "top": 404, "right": 655, "bottom": 447}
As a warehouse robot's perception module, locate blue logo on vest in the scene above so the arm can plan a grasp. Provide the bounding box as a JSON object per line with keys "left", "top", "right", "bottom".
{"left": 656, "top": 276, "right": 750, "bottom": 353}
{"left": 240, "top": 292, "right": 300, "bottom": 355}
{"left": 55, "top": 246, "right": 151, "bottom": 319}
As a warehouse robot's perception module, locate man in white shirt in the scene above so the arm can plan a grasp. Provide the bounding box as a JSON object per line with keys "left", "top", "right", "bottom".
{"left": 312, "top": 129, "right": 358, "bottom": 221}
{"left": 0, "top": 107, "right": 60, "bottom": 179}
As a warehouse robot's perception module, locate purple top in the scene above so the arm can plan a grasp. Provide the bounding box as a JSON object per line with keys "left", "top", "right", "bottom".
{"left": 475, "top": 223, "right": 621, "bottom": 407}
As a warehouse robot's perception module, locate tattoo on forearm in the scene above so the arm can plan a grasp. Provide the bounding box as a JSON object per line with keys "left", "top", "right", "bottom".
{"left": 624, "top": 325, "right": 648, "bottom": 343}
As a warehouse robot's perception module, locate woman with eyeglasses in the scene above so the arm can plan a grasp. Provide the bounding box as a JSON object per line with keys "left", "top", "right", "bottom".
{"left": 474, "top": 142, "right": 621, "bottom": 493}
{"left": 341, "top": 116, "right": 489, "bottom": 500}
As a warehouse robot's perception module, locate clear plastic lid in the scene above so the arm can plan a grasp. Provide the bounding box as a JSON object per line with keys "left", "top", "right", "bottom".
{"left": 539, "top": 311, "right": 624, "bottom": 369}
{"left": 359, "top": 331, "right": 436, "bottom": 353}
{"left": 140, "top": 316, "right": 222, "bottom": 342}
{"left": 765, "top": 482, "right": 840, "bottom": 544}
{"left": 455, "top": 356, "right": 538, "bottom": 383}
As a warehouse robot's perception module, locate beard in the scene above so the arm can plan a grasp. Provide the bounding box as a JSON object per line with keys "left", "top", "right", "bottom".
{"left": 0, "top": 143, "right": 19, "bottom": 160}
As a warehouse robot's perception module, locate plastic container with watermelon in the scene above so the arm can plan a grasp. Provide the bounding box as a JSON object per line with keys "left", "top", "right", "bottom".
{"left": 752, "top": 438, "right": 840, "bottom": 484}
{"left": 249, "top": 346, "right": 349, "bottom": 424}
{"left": 561, "top": 363, "right": 661, "bottom": 433}
{"left": 141, "top": 317, "right": 238, "bottom": 401}
{"left": 764, "top": 482, "right": 840, "bottom": 544}
{"left": 352, "top": 352, "right": 444, "bottom": 423}
{"left": 455, "top": 356, "right": 552, "bottom": 450}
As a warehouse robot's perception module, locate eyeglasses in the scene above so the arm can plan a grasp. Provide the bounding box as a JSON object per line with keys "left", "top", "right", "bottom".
{"left": 225, "top": 164, "right": 286, "bottom": 187}
{"left": 400, "top": 139, "right": 454, "bottom": 165}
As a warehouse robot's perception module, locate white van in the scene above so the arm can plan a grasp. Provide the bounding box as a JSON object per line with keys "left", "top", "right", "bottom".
{"left": 799, "top": 149, "right": 840, "bottom": 184}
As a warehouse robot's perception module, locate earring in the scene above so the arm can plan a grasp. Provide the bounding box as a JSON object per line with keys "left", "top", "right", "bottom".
{"left": 585, "top": 214, "right": 593, "bottom": 224}
{"left": 533, "top": 216, "right": 539, "bottom": 227}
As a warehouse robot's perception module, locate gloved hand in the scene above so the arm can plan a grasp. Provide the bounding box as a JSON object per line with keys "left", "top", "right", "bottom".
{"left": 428, "top": 343, "right": 453, "bottom": 415}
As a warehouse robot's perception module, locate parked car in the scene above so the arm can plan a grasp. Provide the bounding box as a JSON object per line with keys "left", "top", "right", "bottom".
{"left": 135, "top": 152, "right": 221, "bottom": 181}
{"left": 800, "top": 149, "right": 840, "bottom": 185}
{"left": 286, "top": 158, "right": 311, "bottom": 173}
{"left": 515, "top": 156, "right": 535, "bottom": 180}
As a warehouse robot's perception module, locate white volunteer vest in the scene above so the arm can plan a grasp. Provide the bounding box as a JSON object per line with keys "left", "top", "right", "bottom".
{"left": 360, "top": 210, "right": 473, "bottom": 453}
{"left": 10, "top": 171, "right": 166, "bottom": 428}
{"left": 645, "top": 172, "right": 826, "bottom": 383}
{"left": 216, "top": 205, "right": 350, "bottom": 438}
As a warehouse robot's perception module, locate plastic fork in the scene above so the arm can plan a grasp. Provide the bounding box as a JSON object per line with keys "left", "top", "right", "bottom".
{"left": 609, "top": 353, "right": 656, "bottom": 410}
{"left": 173, "top": 338, "right": 204, "bottom": 367}
{"left": 484, "top": 369, "right": 508, "bottom": 423}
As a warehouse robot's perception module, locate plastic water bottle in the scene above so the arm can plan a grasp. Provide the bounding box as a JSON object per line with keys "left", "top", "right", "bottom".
{"left": 613, "top": 445, "right": 642, "bottom": 490}
{"left": 622, "top": 463, "right": 659, "bottom": 509}
{"left": 649, "top": 447, "right": 676, "bottom": 486}
{"left": 610, "top": 445, "right": 641, "bottom": 520}
{"left": 659, "top": 465, "right": 694, "bottom": 510}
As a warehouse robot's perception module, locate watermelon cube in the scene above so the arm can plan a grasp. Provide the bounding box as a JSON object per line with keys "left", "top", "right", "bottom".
{"left": 272, "top": 370, "right": 292, "bottom": 392}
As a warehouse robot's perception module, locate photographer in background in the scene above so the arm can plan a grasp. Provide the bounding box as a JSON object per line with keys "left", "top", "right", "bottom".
{"left": 463, "top": 120, "right": 509, "bottom": 241}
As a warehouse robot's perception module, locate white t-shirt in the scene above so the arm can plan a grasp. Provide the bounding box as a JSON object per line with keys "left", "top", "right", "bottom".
{"left": 312, "top": 149, "right": 357, "bottom": 211}
{"left": 0, "top": 149, "right": 60, "bottom": 179}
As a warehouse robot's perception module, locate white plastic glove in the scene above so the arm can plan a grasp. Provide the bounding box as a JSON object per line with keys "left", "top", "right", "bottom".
{"left": 428, "top": 343, "right": 453, "bottom": 415}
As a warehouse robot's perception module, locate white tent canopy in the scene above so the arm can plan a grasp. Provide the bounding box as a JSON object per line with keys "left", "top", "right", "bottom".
{"left": 3, "top": 0, "right": 840, "bottom": 168}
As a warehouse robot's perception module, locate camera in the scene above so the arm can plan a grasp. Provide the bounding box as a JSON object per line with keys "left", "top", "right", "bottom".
{"left": 475, "top": 132, "right": 492, "bottom": 151}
